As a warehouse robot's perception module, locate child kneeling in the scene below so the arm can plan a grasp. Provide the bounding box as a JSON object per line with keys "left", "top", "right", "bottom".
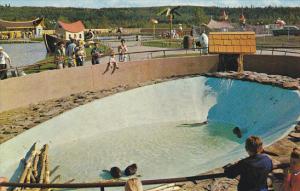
{"left": 104, "top": 51, "right": 119, "bottom": 74}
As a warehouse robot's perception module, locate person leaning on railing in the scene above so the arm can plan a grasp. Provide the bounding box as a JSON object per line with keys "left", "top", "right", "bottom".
{"left": 0, "top": 46, "right": 12, "bottom": 80}
{"left": 54, "top": 42, "right": 66, "bottom": 69}
{"left": 224, "top": 136, "right": 273, "bottom": 191}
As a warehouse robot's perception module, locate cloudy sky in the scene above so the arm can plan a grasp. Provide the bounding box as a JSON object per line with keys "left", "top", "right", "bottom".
{"left": 1, "top": 0, "right": 300, "bottom": 8}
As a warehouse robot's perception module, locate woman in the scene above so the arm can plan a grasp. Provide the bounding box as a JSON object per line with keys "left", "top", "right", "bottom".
{"left": 283, "top": 147, "right": 300, "bottom": 191}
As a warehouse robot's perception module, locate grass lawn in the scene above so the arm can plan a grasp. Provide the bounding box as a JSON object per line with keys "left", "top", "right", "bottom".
{"left": 256, "top": 35, "right": 300, "bottom": 46}
{"left": 142, "top": 39, "right": 183, "bottom": 48}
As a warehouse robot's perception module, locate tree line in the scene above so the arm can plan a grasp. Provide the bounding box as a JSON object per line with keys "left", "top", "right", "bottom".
{"left": 0, "top": 5, "right": 299, "bottom": 29}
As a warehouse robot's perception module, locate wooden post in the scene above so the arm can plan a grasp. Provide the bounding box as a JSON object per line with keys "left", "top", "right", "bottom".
{"left": 238, "top": 54, "right": 244, "bottom": 73}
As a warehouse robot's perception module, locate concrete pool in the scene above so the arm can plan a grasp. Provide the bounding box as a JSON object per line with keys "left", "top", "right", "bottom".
{"left": 0, "top": 76, "right": 299, "bottom": 188}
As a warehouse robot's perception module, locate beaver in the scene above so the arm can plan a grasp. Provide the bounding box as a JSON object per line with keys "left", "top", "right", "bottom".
{"left": 124, "top": 163, "right": 137, "bottom": 176}
{"left": 110, "top": 166, "right": 122, "bottom": 178}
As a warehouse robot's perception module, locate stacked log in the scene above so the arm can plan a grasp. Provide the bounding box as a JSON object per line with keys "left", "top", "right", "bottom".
{"left": 13, "top": 143, "right": 52, "bottom": 191}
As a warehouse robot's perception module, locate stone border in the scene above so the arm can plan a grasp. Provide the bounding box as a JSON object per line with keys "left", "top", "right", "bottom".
{"left": 203, "top": 71, "right": 300, "bottom": 91}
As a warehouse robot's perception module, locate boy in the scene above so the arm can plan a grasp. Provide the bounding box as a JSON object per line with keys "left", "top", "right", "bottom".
{"left": 224, "top": 136, "right": 273, "bottom": 191}
{"left": 103, "top": 50, "right": 119, "bottom": 74}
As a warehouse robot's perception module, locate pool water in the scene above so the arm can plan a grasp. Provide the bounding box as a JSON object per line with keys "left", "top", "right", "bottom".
{"left": 0, "top": 76, "right": 299, "bottom": 189}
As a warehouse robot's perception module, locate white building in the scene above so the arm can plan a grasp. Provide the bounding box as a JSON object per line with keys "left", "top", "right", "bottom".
{"left": 56, "top": 20, "right": 85, "bottom": 41}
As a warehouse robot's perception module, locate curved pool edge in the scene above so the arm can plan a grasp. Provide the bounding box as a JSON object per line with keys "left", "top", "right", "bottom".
{"left": 0, "top": 74, "right": 299, "bottom": 185}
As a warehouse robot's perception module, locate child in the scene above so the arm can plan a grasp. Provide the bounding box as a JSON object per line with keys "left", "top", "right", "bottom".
{"left": 75, "top": 43, "right": 86, "bottom": 67}
{"left": 124, "top": 178, "right": 143, "bottom": 191}
{"left": 283, "top": 147, "right": 300, "bottom": 191}
{"left": 103, "top": 50, "right": 119, "bottom": 74}
{"left": 224, "top": 136, "right": 273, "bottom": 191}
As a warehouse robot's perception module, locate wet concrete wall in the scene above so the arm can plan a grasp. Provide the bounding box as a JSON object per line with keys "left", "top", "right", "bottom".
{"left": 0, "top": 55, "right": 219, "bottom": 112}
{"left": 244, "top": 55, "right": 300, "bottom": 78}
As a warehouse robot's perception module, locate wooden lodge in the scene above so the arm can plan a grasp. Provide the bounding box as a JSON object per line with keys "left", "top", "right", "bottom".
{"left": 0, "top": 17, "right": 44, "bottom": 39}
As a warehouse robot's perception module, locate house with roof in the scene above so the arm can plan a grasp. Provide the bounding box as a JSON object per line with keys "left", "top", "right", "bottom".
{"left": 0, "top": 17, "right": 44, "bottom": 38}
{"left": 202, "top": 19, "right": 234, "bottom": 32}
{"left": 56, "top": 20, "right": 85, "bottom": 41}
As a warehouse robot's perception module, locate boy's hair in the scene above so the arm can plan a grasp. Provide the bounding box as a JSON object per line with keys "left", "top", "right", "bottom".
{"left": 125, "top": 178, "right": 143, "bottom": 191}
{"left": 291, "top": 147, "right": 300, "bottom": 159}
{"left": 245, "top": 136, "right": 263, "bottom": 154}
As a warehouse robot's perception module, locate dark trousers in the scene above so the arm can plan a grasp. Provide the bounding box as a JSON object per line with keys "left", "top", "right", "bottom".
{"left": 0, "top": 64, "right": 7, "bottom": 80}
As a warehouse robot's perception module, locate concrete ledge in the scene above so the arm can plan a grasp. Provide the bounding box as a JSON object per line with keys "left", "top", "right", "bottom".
{"left": 0, "top": 55, "right": 219, "bottom": 112}
{"left": 244, "top": 55, "right": 300, "bottom": 78}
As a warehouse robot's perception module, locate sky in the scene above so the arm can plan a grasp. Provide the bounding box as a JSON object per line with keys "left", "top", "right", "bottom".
{"left": 1, "top": 0, "right": 300, "bottom": 8}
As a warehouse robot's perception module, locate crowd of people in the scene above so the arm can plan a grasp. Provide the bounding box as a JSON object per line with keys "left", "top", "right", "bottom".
{"left": 54, "top": 38, "right": 128, "bottom": 71}
{"left": 54, "top": 39, "right": 87, "bottom": 69}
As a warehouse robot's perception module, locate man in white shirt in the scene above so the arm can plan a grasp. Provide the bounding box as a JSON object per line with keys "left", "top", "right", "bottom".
{"left": 0, "top": 46, "right": 11, "bottom": 80}
{"left": 199, "top": 31, "right": 209, "bottom": 54}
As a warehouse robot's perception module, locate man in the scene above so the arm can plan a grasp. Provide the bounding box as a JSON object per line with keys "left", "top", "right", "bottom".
{"left": 65, "top": 39, "right": 77, "bottom": 67}
{"left": 54, "top": 42, "right": 66, "bottom": 69}
{"left": 91, "top": 43, "right": 103, "bottom": 65}
{"left": 199, "top": 31, "right": 209, "bottom": 54}
{"left": 0, "top": 46, "right": 11, "bottom": 80}
{"left": 224, "top": 136, "right": 273, "bottom": 191}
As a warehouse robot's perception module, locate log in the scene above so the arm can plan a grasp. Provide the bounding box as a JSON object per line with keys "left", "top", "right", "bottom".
{"left": 14, "top": 143, "right": 37, "bottom": 191}
{"left": 33, "top": 153, "right": 40, "bottom": 178}
{"left": 39, "top": 144, "right": 49, "bottom": 184}
{"left": 26, "top": 167, "right": 32, "bottom": 183}
{"left": 45, "top": 155, "right": 50, "bottom": 184}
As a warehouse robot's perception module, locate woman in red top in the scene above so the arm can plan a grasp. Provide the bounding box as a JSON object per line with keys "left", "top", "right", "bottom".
{"left": 284, "top": 147, "right": 300, "bottom": 191}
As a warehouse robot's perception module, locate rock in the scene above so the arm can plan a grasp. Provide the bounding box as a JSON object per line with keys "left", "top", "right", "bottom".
{"left": 295, "top": 125, "right": 300, "bottom": 133}
{"left": 124, "top": 163, "right": 137, "bottom": 176}
{"left": 282, "top": 81, "right": 299, "bottom": 90}
{"left": 76, "top": 95, "right": 85, "bottom": 99}
{"left": 110, "top": 167, "right": 122, "bottom": 178}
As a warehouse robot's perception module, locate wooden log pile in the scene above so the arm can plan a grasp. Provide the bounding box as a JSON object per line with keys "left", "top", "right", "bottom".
{"left": 13, "top": 143, "right": 52, "bottom": 191}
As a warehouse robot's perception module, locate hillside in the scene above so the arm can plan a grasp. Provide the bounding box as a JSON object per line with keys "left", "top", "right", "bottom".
{"left": 0, "top": 5, "right": 299, "bottom": 29}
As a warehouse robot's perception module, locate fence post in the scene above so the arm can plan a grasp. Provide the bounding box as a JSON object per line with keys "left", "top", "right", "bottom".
{"left": 163, "top": 51, "right": 166, "bottom": 57}
{"left": 272, "top": 48, "right": 274, "bottom": 55}
{"left": 128, "top": 54, "right": 131, "bottom": 61}
{"left": 285, "top": 50, "right": 287, "bottom": 56}
{"left": 100, "top": 186, "right": 105, "bottom": 191}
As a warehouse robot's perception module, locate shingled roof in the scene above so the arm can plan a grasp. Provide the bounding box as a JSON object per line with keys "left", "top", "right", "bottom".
{"left": 0, "top": 18, "right": 44, "bottom": 29}
{"left": 57, "top": 20, "right": 85, "bottom": 33}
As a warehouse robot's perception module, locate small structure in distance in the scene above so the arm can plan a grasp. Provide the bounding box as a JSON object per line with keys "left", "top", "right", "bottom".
{"left": 56, "top": 20, "right": 85, "bottom": 41}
